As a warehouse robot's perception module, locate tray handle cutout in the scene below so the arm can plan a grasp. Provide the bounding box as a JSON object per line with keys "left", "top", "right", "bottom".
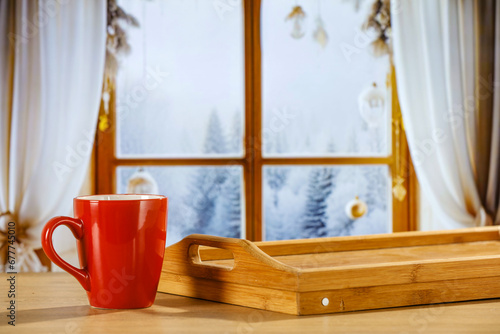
{"left": 189, "top": 243, "right": 235, "bottom": 271}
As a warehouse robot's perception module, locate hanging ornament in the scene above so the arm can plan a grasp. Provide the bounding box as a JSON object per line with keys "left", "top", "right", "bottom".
{"left": 392, "top": 115, "right": 407, "bottom": 202}
{"left": 99, "top": 84, "right": 111, "bottom": 132}
{"left": 127, "top": 168, "right": 159, "bottom": 194}
{"left": 313, "top": 16, "right": 328, "bottom": 48}
{"left": 392, "top": 175, "right": 407, "bottom": 202}
{"left": 392, "top": 113, "right": 407, "bottom": 202}
{"left": 98, "top": 114, "right": 110, "bottom": 132}
{"left": 313, "top": 1, "right": 327, "bottom": 48}
{"left": 285, "top": 5, "right": 306, "bottom": 39}
{"left": 358, "top": 82, "right": 385, "bottom": 128}
{"left": 345, "top": 196, "right": 368, "bottom": 220}
{"left": 362, "top": 0, "right": 392, "bottom": 57}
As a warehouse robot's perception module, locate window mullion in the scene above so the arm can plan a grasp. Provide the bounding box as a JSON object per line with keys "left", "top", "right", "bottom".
{"left": 243, "top": 0, "right": 263, "bottom": 241}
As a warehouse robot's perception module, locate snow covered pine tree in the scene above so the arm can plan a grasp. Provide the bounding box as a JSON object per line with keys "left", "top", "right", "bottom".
{"left": 218, "top": 111, "right": 243, "bottom": 237}
{"left": 187, "top": 110, "right": 228, "bottom": 234}
{"left": 302, "top": 167, "right": 335, "bottom": 238}
{"left": 219, "top": 169, "right": 241, "bottom": 237}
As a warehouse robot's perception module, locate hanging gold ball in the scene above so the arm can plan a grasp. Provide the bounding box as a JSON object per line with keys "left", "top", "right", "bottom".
{"left": 345, "top": 196, "right": 368, "bottom": 220}
{"left": 98, "top": 114, "right": 111, "bottom": 132}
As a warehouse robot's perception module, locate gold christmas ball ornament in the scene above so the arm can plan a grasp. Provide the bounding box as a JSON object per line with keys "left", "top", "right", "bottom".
{"left": 98, "top": 114, "right": 110, "bottom": 132}
{"left": 345, "top": 196, "right": 368, "bottom": 220}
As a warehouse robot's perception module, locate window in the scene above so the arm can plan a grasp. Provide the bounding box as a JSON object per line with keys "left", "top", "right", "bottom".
{"left": 96, "top": 0, "right": 416, "bottom": 246}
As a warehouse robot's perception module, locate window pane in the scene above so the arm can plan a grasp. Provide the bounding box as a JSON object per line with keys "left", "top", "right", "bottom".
{"left": 263, "top": 165, "right": 390, "bottom": 240}
{"left": 261, "top": 0, "right": 390, "bottom": 157}
{"left": 117, "top": 166, "right": 244, "bottom": 245}
{"left": 116, "top": 0, "right": 244, "bottom": 158}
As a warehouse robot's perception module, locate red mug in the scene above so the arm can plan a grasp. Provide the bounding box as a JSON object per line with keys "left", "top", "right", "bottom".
{"left": 42, "top": 194, "right": 167, "bottom": 309}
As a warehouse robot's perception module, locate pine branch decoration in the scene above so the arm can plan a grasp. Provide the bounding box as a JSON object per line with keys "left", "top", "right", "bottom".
{"left": 362, "top": 0, "right": 391, "bottom": 57}
{"left": 105, "top": 0, "right": 140, "bottom": 80}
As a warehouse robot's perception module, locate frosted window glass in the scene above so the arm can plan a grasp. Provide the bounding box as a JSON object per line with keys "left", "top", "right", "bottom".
{"left": 262, "top": 0, "right": 391, "bottom": 157}
{"left": 263, "top": 165, "right": 390, "bottom": 240}
{"left": 116, "top": 0, "right": 244, "bottom": 158}
{"left": 117, "top": 166, "right": 244, "bottom": 245}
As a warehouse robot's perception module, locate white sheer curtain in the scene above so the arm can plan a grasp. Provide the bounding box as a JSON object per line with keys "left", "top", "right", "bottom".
{"left": 392, "top": 0, "right": 500, "bottom": 229}
{"left": 0, "top": 0, "right": 106, "bottom": 271}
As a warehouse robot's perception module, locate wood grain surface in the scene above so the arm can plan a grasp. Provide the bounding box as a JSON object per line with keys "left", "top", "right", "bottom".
{"left": 1, "top": 273, "right": 500, "bottom": 333}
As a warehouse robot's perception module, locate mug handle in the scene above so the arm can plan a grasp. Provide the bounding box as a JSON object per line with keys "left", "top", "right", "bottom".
{"left": 41, "top": 216, "right": 91, "bottom": 291}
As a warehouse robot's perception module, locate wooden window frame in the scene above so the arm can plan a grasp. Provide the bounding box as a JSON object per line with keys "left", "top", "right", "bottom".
{"left": 95, "top": 0, "right": 417, "bottom": 241}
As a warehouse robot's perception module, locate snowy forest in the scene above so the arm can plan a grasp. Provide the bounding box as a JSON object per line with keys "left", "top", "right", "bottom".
{"left": 116, "top": 0, "right": 391, "bottom": 245}
{"left": 118, "top": 109, "right": 389, "bottom": 246}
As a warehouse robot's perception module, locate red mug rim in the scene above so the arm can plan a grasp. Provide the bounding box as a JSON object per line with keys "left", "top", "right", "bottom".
{"left": 75, "top": 194, "right": 166, "bottom": 201}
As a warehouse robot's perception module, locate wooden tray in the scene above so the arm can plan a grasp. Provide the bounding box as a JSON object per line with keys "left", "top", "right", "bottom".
{"left": 158, "top": 227, "right": 500, "bottom": 315}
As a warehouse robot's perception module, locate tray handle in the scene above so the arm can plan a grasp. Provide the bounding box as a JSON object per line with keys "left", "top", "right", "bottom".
{"left": 173, "top": 234, "right": 297, "bottom": 274}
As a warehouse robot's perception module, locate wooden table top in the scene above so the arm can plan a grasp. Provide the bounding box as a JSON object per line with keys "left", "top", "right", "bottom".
{"left": 1, "top": 273, "right": 499, "bottom": 333}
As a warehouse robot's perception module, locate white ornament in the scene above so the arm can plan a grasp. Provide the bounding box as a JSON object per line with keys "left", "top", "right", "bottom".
{"left": 126, "top": 168, "right": 159, "bottom": 194}
{"left": 358, "top": 82, "right": 386, "bottom": 128}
